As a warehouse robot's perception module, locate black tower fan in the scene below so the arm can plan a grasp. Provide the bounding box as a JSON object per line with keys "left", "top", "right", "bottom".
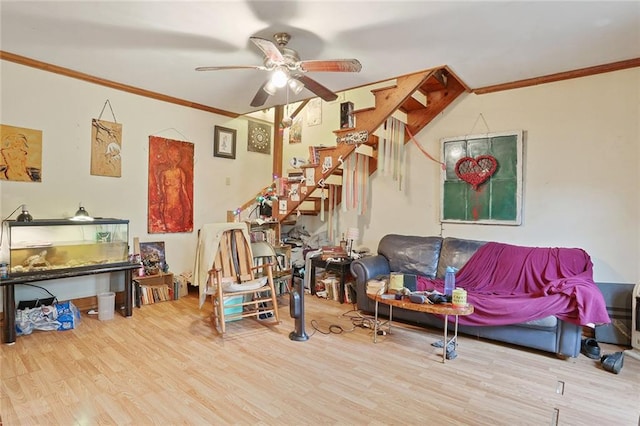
{"left": 289, "top": 272, "right": 308, "bottom": 341}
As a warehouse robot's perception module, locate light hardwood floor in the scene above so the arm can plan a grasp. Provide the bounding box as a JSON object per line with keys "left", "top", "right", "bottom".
{"left": 1, "top": 289, "right": 638, "bottom": 425}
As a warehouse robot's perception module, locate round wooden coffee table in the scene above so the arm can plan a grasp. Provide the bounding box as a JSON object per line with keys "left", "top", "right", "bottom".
{"left": 369, "top": 293, "right": 474, "bottom": 363}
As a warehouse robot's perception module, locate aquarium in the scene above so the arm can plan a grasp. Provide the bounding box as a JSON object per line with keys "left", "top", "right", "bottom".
{"left": 6, "top": 218, "right": 129, "bottom": 275}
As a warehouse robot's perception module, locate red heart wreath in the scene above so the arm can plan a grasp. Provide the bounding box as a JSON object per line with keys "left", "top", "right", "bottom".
{"left": 454, "top": 155, "right": 498, "bottom": 191}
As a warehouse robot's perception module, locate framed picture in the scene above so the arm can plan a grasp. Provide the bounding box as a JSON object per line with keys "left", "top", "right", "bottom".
{"left": 247, "top": 119, "right": 271, "bottom": 154}
{"left": 139, "top": 241, "right": 167, "bottom": 275}
{"left": 440, "top": 130, "right": 523, "bottom": 225}
{"left": 213, "top": 125, "right": 236, "bottom": 159}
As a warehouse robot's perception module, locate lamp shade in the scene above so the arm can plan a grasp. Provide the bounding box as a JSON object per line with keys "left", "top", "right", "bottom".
{"left": 71, "top": 204, "right": 94, "bottom": 221}
{"left": 288, "top": 78, "right": 304, "bottom": 95}
{"left": 271, "top": 66, "right": 289, "bottom": 88}
{"left": 346, "top": 227, "right": 359, "bottom": 241}
{"left": 16, "top": 204, "right": 33, "bottom": 222}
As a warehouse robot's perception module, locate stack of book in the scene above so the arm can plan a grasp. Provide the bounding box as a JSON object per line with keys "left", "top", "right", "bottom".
{"left": 321, "top": 246, "right": 348, "bottom": 260}
{"left": 321, "top": 277, "right": 339, "bottom": 301}
{"left": 366, "top": 278, "right": 387, "bottom": 295}
{"left": 134, "top": 282, "right": 181, "bottom": 306}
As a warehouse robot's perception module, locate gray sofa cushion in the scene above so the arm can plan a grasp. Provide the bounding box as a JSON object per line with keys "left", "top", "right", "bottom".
{"left": 378, "top": 235, "right": 442, "bottom": 278}
{"left": 518, "top": 316, "right": 558, "bottom": 329}
{"left": 435, "top": 237, "right": 488, "bottom": 278}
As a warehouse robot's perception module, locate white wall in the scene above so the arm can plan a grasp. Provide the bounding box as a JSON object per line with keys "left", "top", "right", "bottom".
{"left": 283, "top": 69, "right": 640, "bottom": 284}
{"left": 0, "top": 61, "right": 272, "bottom": 306}
{"left": 1, "top": 61, "right": 638, "bottom": 310}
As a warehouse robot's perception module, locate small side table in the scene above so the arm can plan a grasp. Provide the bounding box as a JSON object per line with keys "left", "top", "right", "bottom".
{"left": 369, "top": 293, "right": 474, "bottom": 363}
{"left": 309, "top": 257, "right": 353, "bottom": 304}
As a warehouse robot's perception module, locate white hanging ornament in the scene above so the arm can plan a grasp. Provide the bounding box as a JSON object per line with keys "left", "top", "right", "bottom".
{"left": 290, "top": 157, "right": 307, "bottom": 168}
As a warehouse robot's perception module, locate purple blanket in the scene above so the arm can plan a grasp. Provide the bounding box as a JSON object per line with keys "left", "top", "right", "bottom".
{"left": 416, "top": 242, "right": 610, "bottom": 326}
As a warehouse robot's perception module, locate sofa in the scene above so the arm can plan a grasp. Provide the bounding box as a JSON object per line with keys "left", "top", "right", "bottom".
{"left": 350, "top": 235, "right": 598, "bottom": 358}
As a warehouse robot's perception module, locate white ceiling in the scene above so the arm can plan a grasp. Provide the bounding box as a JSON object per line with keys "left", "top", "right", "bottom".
{"left": 1, "top": 1, "right": 639, "bottom": 116}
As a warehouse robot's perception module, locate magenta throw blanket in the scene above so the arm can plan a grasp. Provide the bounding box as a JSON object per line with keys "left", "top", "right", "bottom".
{"left": 416, "top": 242, "right": 610, "bottom": 326}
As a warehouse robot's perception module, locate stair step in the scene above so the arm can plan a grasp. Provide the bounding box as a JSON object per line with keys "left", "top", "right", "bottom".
{"left": 370, "top": 84, "right": 399, "bottom": 96}
{"left": 399, "top": 95, "right": 426, "bottom": 113}
{"left": 417, "top": 70, "right": 449, "bottom": 95}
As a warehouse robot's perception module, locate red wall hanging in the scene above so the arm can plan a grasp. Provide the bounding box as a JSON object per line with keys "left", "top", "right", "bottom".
{"left": 455, "top": 155, "right": 498, "bottom": 191}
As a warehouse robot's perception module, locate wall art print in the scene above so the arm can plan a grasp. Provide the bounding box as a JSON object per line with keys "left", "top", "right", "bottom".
{"left": 441, "top": 130, "right": 523, "bottom": 225}
{"left": 289, "top": 115, "right": 303, "bottom": 144}
{"left": 91, "top": 119, "right": 122, "bottom": 177}
{"left": 148, "top": 136, "right": 194, "bottom": 233}
{"left": 306, "top": 97, "right": 322, "bottom": 126}
{"left": 213, "top": 125, "right": 236, "bottom": 159}
{"left": 0, "top": 124, "right": 42, "bottom": 182}
{"left": 247, "top": 119, "right": 271, "bottom": 154}
{"left": 139, "top": 241, "right": 167, "bottom": 275}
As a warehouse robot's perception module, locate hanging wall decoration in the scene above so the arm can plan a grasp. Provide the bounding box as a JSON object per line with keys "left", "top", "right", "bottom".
{"left": 91, "top": 99, "right": 122, "bottom": 177}
{"left": 306, "top": 98, "right": 322, "bottom": 126}
{"left": 0, "top": 124, "right": 42, "bottom": 182}
{"left": 289, "top": 115, "right": 303, "bottom": 144}
{"left": 441, "top": 130, "right": 523, "bottom": 225}
{"left": 454, "top": 155, "right": 498, "bottom": 191}
{"left": 247, "top": 119, "right": 271, "bottom": 154}
{"left": 148, "top": 136, "right": 194, "bottom": 233}
{"left": 91, "top": 119, "right": 122, "bottom": 177}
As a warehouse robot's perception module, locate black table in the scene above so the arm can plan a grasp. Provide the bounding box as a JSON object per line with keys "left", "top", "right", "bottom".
{"left": 309, "top": 257, "right": 353, "bottom": 304}
{"left": 1, "top": 263, "right": 140, "bottom": 344}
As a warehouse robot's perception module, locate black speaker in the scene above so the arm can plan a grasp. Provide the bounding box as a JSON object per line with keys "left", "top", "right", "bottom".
{"left": 340, "top": 101, "right": 354, "bottom": 129}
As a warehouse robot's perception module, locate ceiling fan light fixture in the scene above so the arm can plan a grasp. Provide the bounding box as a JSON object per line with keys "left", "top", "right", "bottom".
{"left": 288, "top": 78, "right": 304, "bottom": 95}
{"left": 263, "top": 80, "right": 277, "bottom": 96}
{"left": 271, "top": 66, "right": 289, "bottom": 88}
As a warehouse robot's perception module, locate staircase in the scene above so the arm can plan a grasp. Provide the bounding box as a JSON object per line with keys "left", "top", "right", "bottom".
{"left": 235, "top": 66, "right": 468, "bottom": 224}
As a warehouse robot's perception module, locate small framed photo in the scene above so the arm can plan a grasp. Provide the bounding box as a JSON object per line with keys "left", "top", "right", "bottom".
{"left": 139, "top": 241, "right": 167, "bottom": 275}
{"left": 213, "top": 125, "right": 236, "bottom": 159}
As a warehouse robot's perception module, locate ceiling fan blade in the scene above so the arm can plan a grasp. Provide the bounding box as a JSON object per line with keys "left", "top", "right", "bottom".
{"left": 300, "top": 59, "right": 362, "bottom": 73}
{"left": 250, "top": 37, "right": 285, "bottom": 63}
{"left": 195, "top": 65, "right": 266, "bottom": 71}
{"left": 294, "top": 75, "right": 338, "bottom": 102}
{"left": 250, "top": 81, "right": 271, "bottom": 107}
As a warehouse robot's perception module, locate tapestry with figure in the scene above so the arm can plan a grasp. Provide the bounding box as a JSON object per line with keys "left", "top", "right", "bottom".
{"left": 148, "top": 136, "right": 194, "bottom": 233}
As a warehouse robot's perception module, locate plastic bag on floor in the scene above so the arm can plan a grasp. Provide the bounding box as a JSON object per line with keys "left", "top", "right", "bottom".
{"left": 16, "top": 301, "right": 80, "bottom": 335}
{"left": 16, "top": 305, "right": 60, "bottom": 336}
{"left": 55, "top": 301, "right": 81, "bottom": 331}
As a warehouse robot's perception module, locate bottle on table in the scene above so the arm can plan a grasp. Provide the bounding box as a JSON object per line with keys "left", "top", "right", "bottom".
{"left": 444, "top": 266, "right": 456, "bottom": 300}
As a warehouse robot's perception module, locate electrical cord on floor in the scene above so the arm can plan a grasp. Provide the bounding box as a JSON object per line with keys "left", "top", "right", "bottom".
{"left": 340, "top": 308, "right": 386, "bottom": 331}
{"left": 309, "top": 318, "right": 356, "bottom": 336}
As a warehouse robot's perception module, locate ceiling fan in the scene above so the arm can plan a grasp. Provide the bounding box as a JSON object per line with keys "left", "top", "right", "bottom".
{"left": 196, "top": 32, "right": 362, "bottom": 107}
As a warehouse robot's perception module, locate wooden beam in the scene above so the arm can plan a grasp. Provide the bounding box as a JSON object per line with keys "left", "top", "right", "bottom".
{"left": 473, "top": 57, "right": 640, "bottom": 94}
